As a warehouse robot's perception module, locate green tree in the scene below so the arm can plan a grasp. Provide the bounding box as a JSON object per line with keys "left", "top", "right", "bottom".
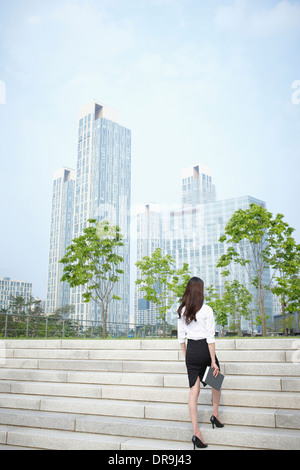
{"left": 282, "top": 275, "right": 300, "bottom": 333}
{"left": 217, "top": 203, "right": 295, "bottom": 336}
{"left": 60, "top": 219, "right": 124, "bottom": 338}
{"left": 222, "top": 280, "right": 252, "bottom": 336}
{"left": 135, "top": 248, "right": 190, "bottom": 337}
{"left": 268, "top": 218, "right": 300, "bottom": 335}
{"left": 205, "top": 285, "right": 228, "bottom": 335}
{"left": 169, "top": 263, "right": 191, "bottom": 302}
{"left": 9, "top": 295, "right": 26, "bottom": 320}
{"left": 53, "top": 304, "right": 75, "bottom": 319}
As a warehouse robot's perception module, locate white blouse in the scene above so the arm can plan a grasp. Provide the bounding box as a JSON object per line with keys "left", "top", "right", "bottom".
{"left": 177, "top": 304, "right": 216, "bottom": 344}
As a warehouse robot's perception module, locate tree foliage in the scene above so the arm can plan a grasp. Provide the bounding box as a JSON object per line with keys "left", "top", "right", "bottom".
{"left": 205, "top": 285, "right": 228, "bottom": 335}
{"left": 135, "top": 248, "right": 190, "bottom": 337}
{"left": 217, "top": 203, "right": 300, "bottom": 336}
{"left": 60, "top": 219, "right": 124, "bottom": 338}
{"left": 206, "top": 281, "right": 252, "bottom": 336}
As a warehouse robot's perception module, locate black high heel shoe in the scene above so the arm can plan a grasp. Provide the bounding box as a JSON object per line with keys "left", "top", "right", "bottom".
{"left": 210, "top": 415, "right": 224, "bottom": 429}
{"left": 192, "top": 435, "right": 208, "bottom": 449}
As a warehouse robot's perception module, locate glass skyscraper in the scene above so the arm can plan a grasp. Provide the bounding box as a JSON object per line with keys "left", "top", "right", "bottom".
{"left": 135, "top": 163, "right": 273, "bottom": 332}
{"left": 134, "top": 203, "right": 162, "bottom": 325}
{"left": 71, "top": 100, "right": 131, "bottom": 325}
{"left": 46, "top": 168, "right": 75, "bottom": 314}
{"left": 162, "top": 194, "right": 273, "bottom": 327}
{"left": 46, "top": 101, "right": 131, "bottom": 326}
{"left": 181, "top": 163, "right": 216, "bottom": 205}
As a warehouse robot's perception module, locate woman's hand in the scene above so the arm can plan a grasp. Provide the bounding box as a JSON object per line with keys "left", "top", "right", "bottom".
{"left": 211, "top": 361, "right": 219, "bottom": 377}
{"left": 208, "top": 343, "right": 219, "bottom": 377}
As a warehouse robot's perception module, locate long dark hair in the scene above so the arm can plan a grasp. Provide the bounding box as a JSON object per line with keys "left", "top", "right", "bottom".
{"left": 177, "top": 277, "right": 204, "bottom": 324}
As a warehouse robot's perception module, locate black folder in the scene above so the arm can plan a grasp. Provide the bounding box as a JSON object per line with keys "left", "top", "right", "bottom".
{"left": 203, "top": 366, "right": 224, "bottom": 391}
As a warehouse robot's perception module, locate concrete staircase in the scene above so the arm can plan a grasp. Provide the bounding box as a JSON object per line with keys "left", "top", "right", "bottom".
{"left": 0, "top": 338, "right": 299, "bottom": 450}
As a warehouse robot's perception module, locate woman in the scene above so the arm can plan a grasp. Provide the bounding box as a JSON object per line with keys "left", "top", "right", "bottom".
{"left": 177, "top": 277, "right": 224, "bottom": 450}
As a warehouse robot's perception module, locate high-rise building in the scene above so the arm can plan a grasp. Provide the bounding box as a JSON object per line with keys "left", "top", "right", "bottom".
{"left": 71, "top": 100, "right": 131, "bottom": 325}
{"left": 0, "top": 277, "right": 32, "bottom": 311}
{"left": 135, "top": 163, "right": 273, "bottom": 332}
{"left": 134, "top": 203, "right": 161, "bottom": 325}
{"left": 181, "top": 164, "right": 216, "bottom": 205}
{"left": 46, "top": 168, "right": 75, "bottom": 314}
{"left": 162, "top": 195, "right": 273, "bottom": 327}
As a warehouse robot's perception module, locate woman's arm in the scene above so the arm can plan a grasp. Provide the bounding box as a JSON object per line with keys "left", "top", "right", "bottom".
{"left": 180, "top": 342, "right": 186, "bottom": 358}
{"left": 177, "top": 316, "right": 186, "bottom": 347}
{"left": 178, "top": 315, "right": 186, "bottom": 359}
{"left": 206, "top": 306, "right": 219, "bottom": 377}
{"left": 208, "top": 342, "right": 219, "bottom": 377}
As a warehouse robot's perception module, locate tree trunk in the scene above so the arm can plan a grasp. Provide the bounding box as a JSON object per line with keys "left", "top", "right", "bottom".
{"left": 238, "top": 315, "right": 242, "bottom": 337}
{"left": 258, "top": 279, "right": 266, "bottom": 336}
{"left": 163, "top": 296, "right": 167, "bottom": 338}
{"left": 281, "top": 295, "right": 287, "bottom": 336}
{"left": 102, "top": 301, "right": 107, "bottom": 339}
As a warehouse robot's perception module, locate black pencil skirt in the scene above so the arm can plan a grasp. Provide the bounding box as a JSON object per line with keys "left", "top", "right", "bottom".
{"left": 185, "top": 339, "right": 220, "bottom": 388}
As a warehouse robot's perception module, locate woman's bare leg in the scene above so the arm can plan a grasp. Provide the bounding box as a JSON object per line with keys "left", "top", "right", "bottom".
{"left": 188, "top": 377, "right": 206, "bottom": 443}
{"left": 212, "top": 388, "right": 221, "bottom": 419}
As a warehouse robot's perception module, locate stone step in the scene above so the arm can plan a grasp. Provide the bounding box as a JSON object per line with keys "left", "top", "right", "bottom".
{"left": 145, "top": 402, "right": 300, "bottom": 429}
{"left": 0, "top": 375, "right": 291, "bottom": 399}
{"left": 224, "top": 362, "right": 300, "bottom": 377}
{"left": 3, "top": 374, "right": 297, "bottom": 400}
{"left": 0, "top": 445, "right": 37, "bottom": 450}
{"left": 0, "top": 424, "right": 129, "bottom": 450}
{"left": 0, "top": 417, "right": 299, "bottom": 450}
{"left": 234, "top": 339, "right": 300, "bottom": 350}
{"left": 64, "top": 338, "right": 300, "bottom": 351}
{"left": 10, "top": 349, "right": 180, "bottom": 362}
{"left": 0, "top": 409, "right": 248, "bottom": 448}
{"left": 1, "top": 360, "right": 299, "bottom": 385}
{"left": 2, "top": 338, "right": 299, "bottom": 351}
{"left": 0, "top": 440, "right": 246, "bottom": 451}
{"left": 0, "top": 338, "right": 299, "bottom": 451}
{"left": 119, "top": 438, "right": 247, "bottom": 451}
{"left": 71, "top": 413, "right": 300, "bottom": 444}
{"left": 4, "top": 347, "right": 292, "bottom": 363}
{"left": 1, "top": 402, "right": 295, "bottom": 429}
{"left": 1, "top": 387, "right": 299, "bottom": 423}
{"left": 0, "top": 368, "right": 167, "bottom": 386}
{"left": 0, "top": 394, "right": 145, "bottom": 418}
{"left": 2, "top": 375, "right": 300, "bottom": 407}
{"left": 2, "top": 346, "right": 299, "bottom": 373}
{"left": 101, "top": 385, "right": 300, "bottom": 410}
{"left": 0, "top": 368, "right": 68, "bottom": 383}
{"left": 0, "top": 408, "right": 77, "bottom": 431}
{"left": 4, "top": 380, "right": 102, "bottom": 399}
{"left": 1, "top": 379, "right": 300, "bottom": 410}
{"left": 0, "top": 423, "right": 250, "bottom": 450}
{"left": 163, "top": 374, "right": 300, "bottom": 391}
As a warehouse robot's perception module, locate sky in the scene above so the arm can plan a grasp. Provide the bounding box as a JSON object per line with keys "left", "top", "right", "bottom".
{"left": 0, "top": 0, "right": 300, "bottom": 300}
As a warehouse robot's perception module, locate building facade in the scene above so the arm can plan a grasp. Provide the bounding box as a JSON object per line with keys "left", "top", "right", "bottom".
{"left": 162, "top": 194, "right": 273, "bottom": 328}
{"left": 0, "top": 277, "right": 32, "bottom": 311}
{"left": 181, "top": 163, "right": 216, "bottom": 206}
{"left": 46, "top": 168, "right": 75, "bottom": 314}
{"left": 135, "top": 163, "right": 273, "bottom": 332}
{"left": 134, "top": 203, "right": 162, "bottom": 325}
{"left": 70, "top": 101, "right": 131, "bottom": 325}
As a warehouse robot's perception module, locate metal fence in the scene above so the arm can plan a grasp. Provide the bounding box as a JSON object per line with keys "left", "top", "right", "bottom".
{"left": 1, "top": 313, "right": 297, "bottom": 339}
{"left": 0, "top": 313, "right": 177, "bottom": 339}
